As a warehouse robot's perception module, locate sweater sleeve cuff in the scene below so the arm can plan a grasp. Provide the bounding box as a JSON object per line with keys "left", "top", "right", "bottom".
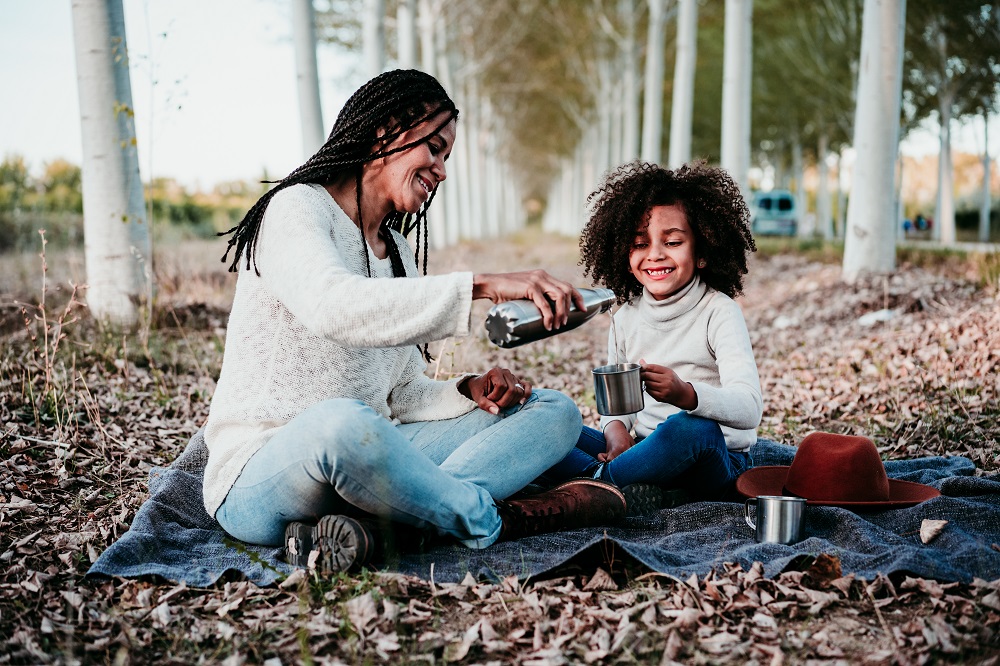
{"left": 687, "top": 381, "right": 716, "bottom": 416}
{"left": 688, "top": 381, "right": 762, "bottom": 430}
{"left": 600, "top": 416, "right": 634, "bottom": 433}
{"left": 453, "top": 272, "right": 474, "bottom": 338}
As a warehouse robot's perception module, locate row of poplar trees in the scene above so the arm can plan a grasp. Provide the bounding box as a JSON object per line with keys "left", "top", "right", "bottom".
{"left": 72, "top": 0, "right": 999, "bottom": 326}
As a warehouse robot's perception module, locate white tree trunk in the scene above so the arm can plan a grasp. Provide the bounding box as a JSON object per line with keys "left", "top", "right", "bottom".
{"left": 559, "top": 156, "right": 576, "bottom": 235}
{"left": 453, "top": 77, "right": 475, "bottom": 239}
{"left": 792, "top": 135, "right": 808, "bottom": 237}
{"left": 417, "top": 0, "right": 436, "bottom": 75}
{"left": 503, "top": 161, "right": 520, "bottom": 235}
{"left": 981, "top": 114, "right": 992, "bottom": 243}
{"left": 545, "top": 156, "right": 571, "bottom": 235}
{"left": 842, "top": 0, "right": 906, "bottom": 281}
{"left": 292, "top": 0, "right": 325, "bottom": 158}
{"left": 836, "top": 147, "right": 850, "bottom": 238}
{"left": 668, "top": 0, "right": 697, "bottom": 168}
{"left": 566, "top": 153, "right": 579, "bottom": 235}
{"left": 582, "top": 125, "right": 598, "bottom": 226}
{"left": 547, "top": 143, "right": 589, "bottom": 236}
{"left": 434, "top": 18, "right": 460, "bottom": 245}
{"left": 935, "top": 90, "right": 956, "bottom": 244}
{"left": 416, "top": 0, "right": 444, "bottom": 245}
{"left": 720, "top": 0, "right": 753, "bottom": 195}
{"left": 363, "top": 0, "right": 386, "bottom": 80}
{"left": 481, "top": 97, "right": 501, "bottom": 237}
{"left": 621, "top": 0, "right": 640, "bottom": 162}
{"left": 610, "top": 74, "right": 625, "bottom": 168}
{"left": 597, "top": 60, "right": 614, "bottom": 179}
{"left": 71, "top": 0, "right": 151, "bottom": 327}
{"left": 641, "top": 0, "right": 667, "bottom": 163}
{"left": 397, "top": 0, "right": 416, "bottom": 69}
{"left": 466, "top": 79, "right": 486, "bottom": 238}
{"left": 817, "top": 131, "right": 834, "bottom": 240}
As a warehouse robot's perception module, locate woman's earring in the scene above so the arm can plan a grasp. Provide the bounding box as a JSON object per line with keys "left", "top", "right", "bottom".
{"left": 697, "top": 259, "right": 707, "bottom": 269}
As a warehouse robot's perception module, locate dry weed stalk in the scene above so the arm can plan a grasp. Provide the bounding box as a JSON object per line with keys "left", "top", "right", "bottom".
{"left": 14, "top": 230, "right": 87, "bottom": 436}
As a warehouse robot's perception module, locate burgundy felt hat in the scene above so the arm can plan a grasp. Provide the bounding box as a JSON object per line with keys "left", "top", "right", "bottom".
{"left": 736, "top": 432, "right": 941, "bottom": 510}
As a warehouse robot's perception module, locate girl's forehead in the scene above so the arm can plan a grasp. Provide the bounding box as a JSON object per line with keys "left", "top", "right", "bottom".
{"left": 645, "top": 204, "right": 690, "bottom": 230}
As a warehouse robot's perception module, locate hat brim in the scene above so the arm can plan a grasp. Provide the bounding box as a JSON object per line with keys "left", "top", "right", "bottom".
{"left": 735, "top": 465, "right": 941, "bottom": 510}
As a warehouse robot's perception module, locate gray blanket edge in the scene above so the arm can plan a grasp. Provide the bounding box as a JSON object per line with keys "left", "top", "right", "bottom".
{"left": 87, "top": 430, "right": 1000, "bottom": 587}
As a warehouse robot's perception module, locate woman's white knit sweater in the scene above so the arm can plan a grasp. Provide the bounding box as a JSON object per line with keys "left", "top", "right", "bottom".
{"left": 601, "top": 276, "right": 763, "bottom": 451}
{"left": 203, "top": 184, "right": 478, "bottom": 517}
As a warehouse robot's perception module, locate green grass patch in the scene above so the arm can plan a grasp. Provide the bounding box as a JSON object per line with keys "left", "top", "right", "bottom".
{"left": 753, "top": 237, "right": 844, "bottom": 263}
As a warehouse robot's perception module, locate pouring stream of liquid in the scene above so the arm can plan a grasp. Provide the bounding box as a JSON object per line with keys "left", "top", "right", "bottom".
{"left": 608, "top": 310, "right": 621, "bottom": 365}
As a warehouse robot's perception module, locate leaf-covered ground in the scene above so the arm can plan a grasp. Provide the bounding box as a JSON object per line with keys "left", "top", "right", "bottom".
{"left": 1, "top": 232, "right": 998, "bottom": 664}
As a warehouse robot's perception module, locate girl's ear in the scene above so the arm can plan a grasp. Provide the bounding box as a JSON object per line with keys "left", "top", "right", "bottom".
{"left": 696, "top": 258, "right": 707, "bottom": 269}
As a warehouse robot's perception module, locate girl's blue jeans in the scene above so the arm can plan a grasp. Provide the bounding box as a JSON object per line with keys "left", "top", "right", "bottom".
{"left": 541, "top": 412, "right": 752, "bottom": 500}
{"left": 215, "top": 389, "right": 581, "bottom": 550}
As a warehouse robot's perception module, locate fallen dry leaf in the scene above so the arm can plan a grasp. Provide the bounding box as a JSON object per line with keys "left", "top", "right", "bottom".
{"left": 2, "top": 234, "right": 999, "bottom": 665}
{"left": 921, "top": 519, "right": 949, "bottom": 544}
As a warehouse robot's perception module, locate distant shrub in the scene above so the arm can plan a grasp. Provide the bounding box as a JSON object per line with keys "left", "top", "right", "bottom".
{"left": 0, "top": 155, "right": 259, "bottom": 252}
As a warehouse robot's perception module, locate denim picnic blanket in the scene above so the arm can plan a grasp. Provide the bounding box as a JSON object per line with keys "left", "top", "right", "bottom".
{"left": 88, "top": 429, "right": 1000, "bottom": 586}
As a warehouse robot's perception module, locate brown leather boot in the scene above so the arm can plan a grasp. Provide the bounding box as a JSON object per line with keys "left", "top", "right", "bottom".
{"left": 495, "top": 479, "right": 627, "bottom": 541}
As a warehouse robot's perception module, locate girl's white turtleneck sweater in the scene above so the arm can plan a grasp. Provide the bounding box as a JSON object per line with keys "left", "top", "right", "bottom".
{"left": 202, "top": 183, "right": 478, "bottom": 517}
{"left": 601, "top": 275, "right": 763, "bottom": 451}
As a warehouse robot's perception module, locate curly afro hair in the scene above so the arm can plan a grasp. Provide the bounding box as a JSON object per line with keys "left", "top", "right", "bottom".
{"left": 579, "top": 160, "right": 756, "bottom": 303}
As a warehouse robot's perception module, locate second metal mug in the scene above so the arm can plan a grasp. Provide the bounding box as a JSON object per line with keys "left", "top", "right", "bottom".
{"left": 744, "top": 495, "right": 807, "bottom": 544}
{"left": 593, "top": 363, "right": 644, "bottom": 416}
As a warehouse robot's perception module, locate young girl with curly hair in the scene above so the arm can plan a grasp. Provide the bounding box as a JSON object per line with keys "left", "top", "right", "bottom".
{"left": 542, "top": 160, "right": 763, "bottom": 514}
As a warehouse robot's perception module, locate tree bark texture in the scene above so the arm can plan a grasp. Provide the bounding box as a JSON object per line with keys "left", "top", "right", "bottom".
{"left": 720, "top": 0, "right": 753, "bottom": 196}
{"left": 71, "top": 0, "right": 151, "bottom": 327}
{"left": 292, "top": 0, "right": 325, "bottom": 159}
{"left": 668, "top": 0, "right": 697, "bottom": 168}
{"left": 842, "top": 0, "right": 906, "bottom": 281}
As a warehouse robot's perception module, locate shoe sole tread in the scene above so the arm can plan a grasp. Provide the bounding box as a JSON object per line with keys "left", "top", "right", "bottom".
{"left": 284, "top": 515, "right": 374, "bottom": 573}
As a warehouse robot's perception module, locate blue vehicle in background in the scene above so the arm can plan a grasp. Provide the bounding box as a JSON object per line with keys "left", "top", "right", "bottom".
{"left": 750, "top": 190, "right": 797, "bottom": 236}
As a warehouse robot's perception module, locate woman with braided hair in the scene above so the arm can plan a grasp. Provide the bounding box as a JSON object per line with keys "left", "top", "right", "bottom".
{"left": 204, "top": 69, "right": 625, "bottom": 574}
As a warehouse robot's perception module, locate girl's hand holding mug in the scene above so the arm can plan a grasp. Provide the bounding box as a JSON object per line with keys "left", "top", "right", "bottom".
{"left": 639, "top": 359, "right": 698, "bottom": 410}
{"left": 460, "top": 367, "right": 532, "bottom": 415}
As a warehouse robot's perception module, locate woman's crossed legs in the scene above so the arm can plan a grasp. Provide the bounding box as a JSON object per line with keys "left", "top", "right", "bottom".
{"left": 216, "top": 389, "right": 582, "bottom": 549}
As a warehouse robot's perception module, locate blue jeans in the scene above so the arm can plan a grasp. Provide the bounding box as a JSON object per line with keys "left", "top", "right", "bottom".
{"left": 215, "top": 389, "right": 581, "bottom": 550}
{"left": 542, "top": 412, "right": 752, "bottom": 501}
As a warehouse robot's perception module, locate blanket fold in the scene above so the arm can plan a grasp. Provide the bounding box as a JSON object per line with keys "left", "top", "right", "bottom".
{"left": 87, "top": 429, "right": 1000, "bottom": 587}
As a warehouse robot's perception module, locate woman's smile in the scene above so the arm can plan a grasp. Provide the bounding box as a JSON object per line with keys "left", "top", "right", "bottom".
{"left": 367, "top": 112, "right": 455, "bottom": 216}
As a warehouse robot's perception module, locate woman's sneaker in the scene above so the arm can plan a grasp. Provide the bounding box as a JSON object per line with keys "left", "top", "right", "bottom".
{"left": 283, "top": 515, "right": 376, "bottom": 573}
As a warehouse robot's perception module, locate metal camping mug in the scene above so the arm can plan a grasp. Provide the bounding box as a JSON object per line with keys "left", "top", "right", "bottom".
{"left": 593, "top": 363, "right": 644, "bottom": 416}
{"left": 744, "top": 496, "right": 807, "bottom": 544}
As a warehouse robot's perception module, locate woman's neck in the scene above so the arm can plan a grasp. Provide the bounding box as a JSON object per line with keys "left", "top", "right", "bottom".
{"left": 325, "top": 178, "right": 389, "bottom": 257}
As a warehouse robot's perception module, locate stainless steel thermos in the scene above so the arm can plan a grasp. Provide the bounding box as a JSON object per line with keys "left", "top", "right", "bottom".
{"left": 484, "top": 287, "right": 616, "bottom": 348}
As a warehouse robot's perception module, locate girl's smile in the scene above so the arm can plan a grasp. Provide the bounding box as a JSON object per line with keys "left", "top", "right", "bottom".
{"left": 629, "top": 204, "right": 697, "bottom": 300}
